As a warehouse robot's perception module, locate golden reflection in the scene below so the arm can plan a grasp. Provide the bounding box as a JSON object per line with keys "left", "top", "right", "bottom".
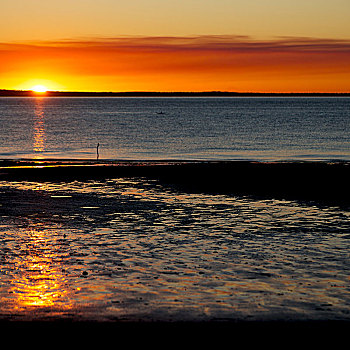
{"left": 9, "top": 226, "right": 74, "bottom": 313}
{"left": 33, "top": 98, "right": 46, "bottom": 157}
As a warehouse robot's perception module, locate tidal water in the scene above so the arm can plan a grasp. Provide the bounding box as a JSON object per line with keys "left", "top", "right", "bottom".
{"left": 0, "top": 96, "right": 349, "bottom": 161}
{"left": 0, "top": 178, "right": 350, "bottom": 322}
{"left": 0, "top": 96, "right": 350, "bottom": 323}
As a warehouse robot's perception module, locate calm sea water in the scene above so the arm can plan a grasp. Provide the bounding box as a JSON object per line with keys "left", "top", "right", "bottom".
{"left": 0, "top": 97, "right": 349, "bottom": 161}
{"left": 1, "top": 96, "right": 350, "bottom": 323}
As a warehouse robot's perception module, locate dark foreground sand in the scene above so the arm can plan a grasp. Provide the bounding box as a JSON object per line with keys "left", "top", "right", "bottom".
{"left": 1, "top": 159, "right": 349, "bottom": 206}
{"left": 2, "top": 320, "right": 350, "bottom": 346}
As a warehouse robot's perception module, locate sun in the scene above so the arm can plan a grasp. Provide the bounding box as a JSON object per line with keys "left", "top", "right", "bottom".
{"left": 31, "top": 85, "right": 48, "bottom": 93}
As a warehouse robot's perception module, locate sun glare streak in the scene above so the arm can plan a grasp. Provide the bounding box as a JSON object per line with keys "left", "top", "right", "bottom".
{"left": 8, "top": 226, "right": 75, "bottom": 314}
{"left": 33, "top": 99, "right": 46, "bottom": 157}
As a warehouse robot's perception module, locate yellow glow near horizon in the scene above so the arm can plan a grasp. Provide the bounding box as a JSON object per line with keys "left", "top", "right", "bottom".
{"left": 31, "top": 85, "right": 48, "bottom": 93}
{"left": 1, "top": 1, "right": 350, "bottom": 92}
{"left": 12, "top": 79, "right": 65, "bottom": 92}
{"left": 2, "top": 36, "right": 350, "bottom": 93}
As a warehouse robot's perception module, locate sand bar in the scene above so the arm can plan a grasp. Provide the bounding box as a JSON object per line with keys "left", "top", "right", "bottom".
{"left": 0, "top": 159, "right": 349, "bottom": 206}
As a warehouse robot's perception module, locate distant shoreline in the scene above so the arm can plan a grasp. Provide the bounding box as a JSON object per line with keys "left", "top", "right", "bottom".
{"left": 1, "top": 90, "right": 350, "bottom": 97}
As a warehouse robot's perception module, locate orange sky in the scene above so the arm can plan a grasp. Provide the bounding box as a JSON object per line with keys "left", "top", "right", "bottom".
{"left": 1, "top": 0, "right": 350, "bottom": 92}
{"left": 1, "top": 36, "right": 349, "bottom": 92}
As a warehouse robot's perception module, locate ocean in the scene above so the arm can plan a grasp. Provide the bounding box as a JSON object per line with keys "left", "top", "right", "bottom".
{"left": 0, "top": 96, "right": 349, "bottom": 161}
{"left": 0, "top": 96, "right": 350, "bottom": 328}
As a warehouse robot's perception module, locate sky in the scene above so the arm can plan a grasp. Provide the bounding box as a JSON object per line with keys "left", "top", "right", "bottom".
{"left": 1, "top": 0, "right": 350, "bottom": 92}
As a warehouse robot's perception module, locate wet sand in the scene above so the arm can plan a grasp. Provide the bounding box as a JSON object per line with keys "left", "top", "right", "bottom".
{"left": 1, "top": 160, "right": 350, "bottom": 340}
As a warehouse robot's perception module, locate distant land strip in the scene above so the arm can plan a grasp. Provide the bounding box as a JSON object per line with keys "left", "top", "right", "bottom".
{"left": 1, "top": 90, "right": 350, "bottom": 97}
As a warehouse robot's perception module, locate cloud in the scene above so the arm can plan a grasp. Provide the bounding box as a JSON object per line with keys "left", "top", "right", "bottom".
{"left": 1, "top": 35, "right": 350, "bottom": 91}
{"left": 4, "top": 35, "right": 350, "bottom": 52}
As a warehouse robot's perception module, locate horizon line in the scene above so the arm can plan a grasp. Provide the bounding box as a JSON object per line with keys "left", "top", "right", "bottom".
{"left": 1, "top": 89, "right": 350, "bottom": 96}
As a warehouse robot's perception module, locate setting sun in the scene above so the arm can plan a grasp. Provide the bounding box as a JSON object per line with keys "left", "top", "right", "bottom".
{"left": 31, "top": 85, "right": 48, "bottom": 93}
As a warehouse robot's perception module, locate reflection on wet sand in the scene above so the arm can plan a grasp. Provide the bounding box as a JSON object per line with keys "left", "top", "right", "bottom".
{"left": 33, "top": 98, "right": 46, "bottom": 156}
{"left": 0, "top": 177, "right": 350, "bottom": 322}
{"left": 3, "top": 224, "right": 76, "bottom": 319}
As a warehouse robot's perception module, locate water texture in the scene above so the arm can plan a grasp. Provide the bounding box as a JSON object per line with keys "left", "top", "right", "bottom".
{"left": 0, "top": 97, "right": 349, "bottom": 161}
{"left": 1, "top": 97, "right": 349, "bottom": 323}
{"left": 0, "top": 178, "right": 350, "bottom": 322}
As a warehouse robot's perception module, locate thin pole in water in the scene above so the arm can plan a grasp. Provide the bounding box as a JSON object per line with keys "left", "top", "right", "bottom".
{"left": 97, "top": 143, "right": 100, "bottom": 160}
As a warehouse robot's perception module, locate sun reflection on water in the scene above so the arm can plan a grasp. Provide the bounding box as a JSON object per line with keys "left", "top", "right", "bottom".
{"left": 12, "top": 259, "right": 64, "bottom": 309}
{"left": 8, "top": 225, "right": 74, "bottom": 316}
{"left": 33, "top": 98, "right": 46, "bottom": 157}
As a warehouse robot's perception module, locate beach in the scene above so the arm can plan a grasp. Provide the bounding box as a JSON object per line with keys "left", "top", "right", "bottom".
{"left": 0, "top": 160, "right": 350, "bottom": 341}
{"left": 2, "top": 0, "right": 350, "bottom": 342}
